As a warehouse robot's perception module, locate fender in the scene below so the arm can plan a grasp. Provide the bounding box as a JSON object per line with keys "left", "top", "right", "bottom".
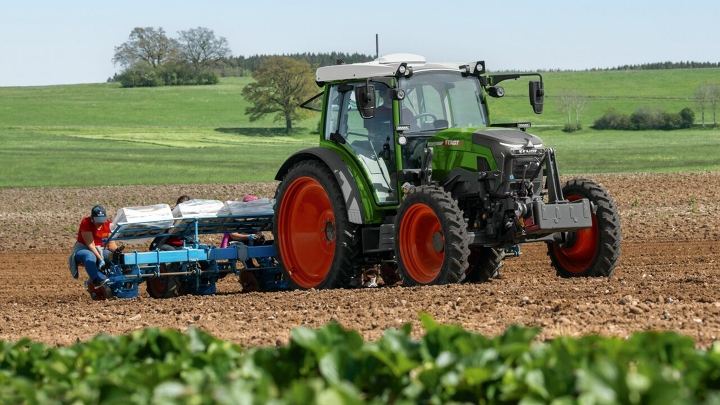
{"left": 275, "top": 147, "right": 367, "bottom": 224}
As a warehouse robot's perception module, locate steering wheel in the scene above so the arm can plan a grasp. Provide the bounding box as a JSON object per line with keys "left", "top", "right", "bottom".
{"left": 414, "top": 113, "right": 438, "bottom": 122}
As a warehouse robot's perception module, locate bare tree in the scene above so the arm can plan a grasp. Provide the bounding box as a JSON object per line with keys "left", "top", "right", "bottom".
{"left": 557, "top": 92, "right": 574, "bottom": 125}
{"left": 572, "top": 96, "right": 587, "bottom": 126}
{"left": 557, "top": 91, "right": 588, "bottom": 129}
{"left": 694, "top": 84, "right": 714, "bottom": 127}
{"left": 112, "top": 27, "right": 178, "bottom": 69}
{"left": 710, "top": 84, "right": 720, "bottom": 127}
{"left": 177, "top": 27, "right": 231, "bottom": 72}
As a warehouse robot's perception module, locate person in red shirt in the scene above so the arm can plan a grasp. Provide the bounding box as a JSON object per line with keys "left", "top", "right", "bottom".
{"left": 68, "top": 205, "right": 117, "bottom": 288}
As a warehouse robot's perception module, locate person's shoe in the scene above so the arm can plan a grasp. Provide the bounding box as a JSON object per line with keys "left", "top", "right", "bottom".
{"left": 93, "top": 278, "right": 109, "bottom": 288}
{"left": 89, "top": 278, "right": 113, "bottom": 300}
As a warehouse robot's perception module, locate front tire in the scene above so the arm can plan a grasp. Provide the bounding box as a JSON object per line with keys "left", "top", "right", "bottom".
{"left": 394, "top": 186, "right": 469, "bottom": 286}
{"left": 465, "top": 246, "right": 504, "bottom": 282}
{"left": 548, "top": 179, "right": 621, "bottom": 277}
{"left": 273, "top": 161, "right": 360, "bottom": 289}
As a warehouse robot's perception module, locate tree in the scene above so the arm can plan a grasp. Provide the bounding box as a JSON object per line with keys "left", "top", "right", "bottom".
{"left": 177, "top": 27, "right": 231, "bottom": 72}
{"left": 630, "top": 106, "right": 659, "bottom": 130}
{"left": 710, "top": 84, "right": 720, "bottom": 127}
{"left": 112, "top": 27, "right": 178, "bottom": 69}
{"left": 695, "top": 84, "right": 711, "bottom": 127}
{"left": 557, "top": 91, "right": 588, "bottom": 131}
{"left": 242, "top": 56, "right": 317, "bottom": 134}
{"left": 557, "top": 92, "right": 574, "bottom": 125}
{"left": 572, "top": 96, "right": 587, "bottom": 127}
{"left": 679, "top": 107, "right": 695, "bottom": 129}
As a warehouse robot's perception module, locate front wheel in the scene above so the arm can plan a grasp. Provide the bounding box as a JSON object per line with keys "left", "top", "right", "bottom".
{"left": 548, "top": 179, "right": 621, "bottom": 277}
{"left": 464, "top": 246, "right": 504, "bottom": 282}
{"left": 394, "top": 186, "right": 469, "bottom": 286}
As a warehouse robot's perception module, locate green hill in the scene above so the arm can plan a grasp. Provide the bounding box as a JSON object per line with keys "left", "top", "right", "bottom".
{"left": 1, "top": 69, "right": 719, "bottom": 188}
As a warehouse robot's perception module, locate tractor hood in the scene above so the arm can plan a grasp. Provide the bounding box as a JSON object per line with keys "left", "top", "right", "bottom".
{"left": 426, "top": 127, "right": 545, "bottom": 175}
{"left": 471, "top": 129, "right": 544, "bottom": 168}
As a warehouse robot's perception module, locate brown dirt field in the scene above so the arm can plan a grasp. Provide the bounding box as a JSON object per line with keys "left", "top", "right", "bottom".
{"left": 1, "top": 172, "right": 719, "bottom": 348}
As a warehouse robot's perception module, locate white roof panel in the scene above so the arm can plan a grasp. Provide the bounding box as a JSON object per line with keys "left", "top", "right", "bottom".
{"left": 315, "top": 53, "right": 467, "bottom": 83}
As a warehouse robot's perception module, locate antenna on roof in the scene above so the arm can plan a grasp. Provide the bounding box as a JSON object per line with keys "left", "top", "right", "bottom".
{"left": 375, "top": 34, "right": 379, "bottom": 59}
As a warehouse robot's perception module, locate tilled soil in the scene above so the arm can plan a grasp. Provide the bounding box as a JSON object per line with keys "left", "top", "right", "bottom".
{"left": 1, "top": 172, "right": 719, "bottom": 347}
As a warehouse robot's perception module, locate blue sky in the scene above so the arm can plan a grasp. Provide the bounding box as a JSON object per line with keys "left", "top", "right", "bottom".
{"left": 1, "top": 0, "right": 718, "bottom": 87}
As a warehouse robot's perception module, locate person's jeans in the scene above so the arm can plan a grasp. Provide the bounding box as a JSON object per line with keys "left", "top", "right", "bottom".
{"left": 75, "top": 248, "right": 109, "bottom": 282}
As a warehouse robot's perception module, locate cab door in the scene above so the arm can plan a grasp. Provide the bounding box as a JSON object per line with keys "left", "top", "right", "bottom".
{"left": 324, "top": 82, "right": 398, "bottom": 205}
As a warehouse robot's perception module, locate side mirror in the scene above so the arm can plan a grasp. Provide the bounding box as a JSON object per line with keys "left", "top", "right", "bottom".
{"left": 355, "top": 83, "right": 376, "bottom": 119}
{"left": 529, "top": 81, "right": 544, "bottom": 114}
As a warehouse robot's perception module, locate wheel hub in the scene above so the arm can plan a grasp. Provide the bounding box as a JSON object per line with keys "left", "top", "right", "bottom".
{"left": 432, "top": 231, "right": 444, "bottom": 253}
{"left": 560, "top": 231, "right": 578, "bottom": 248}
{"left": 323, "top": 218, "right": 336, "bottom": 244}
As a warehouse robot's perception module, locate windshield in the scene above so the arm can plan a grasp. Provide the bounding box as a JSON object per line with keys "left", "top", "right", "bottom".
{"left": 399, "top": 71, "right": 489, "bottom": 133}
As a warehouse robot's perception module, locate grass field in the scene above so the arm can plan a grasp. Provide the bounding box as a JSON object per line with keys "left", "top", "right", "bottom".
{"left": 1, "top": 69, "right": 719, "bottom": 188}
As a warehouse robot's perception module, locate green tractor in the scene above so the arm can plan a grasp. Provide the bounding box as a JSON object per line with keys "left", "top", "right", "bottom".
{"left": 272, "top": 54, "right": 621, "bottom": 289}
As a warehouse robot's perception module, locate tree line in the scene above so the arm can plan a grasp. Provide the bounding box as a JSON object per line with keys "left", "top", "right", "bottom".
{"left": 607, "top": 61, "right": 720, "bottom": 71}
{"left": 223, "top": 52, "right": 374, "bottom": 75}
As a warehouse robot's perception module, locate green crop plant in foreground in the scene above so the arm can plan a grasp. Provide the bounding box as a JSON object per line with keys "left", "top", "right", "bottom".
{"left": 2, "top": 315, "right": 720, "bottom": 405}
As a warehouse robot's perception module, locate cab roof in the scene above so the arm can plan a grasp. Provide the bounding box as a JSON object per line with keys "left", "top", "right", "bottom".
{"left": 315, "top": 53, "right": 468, "bottom": 83}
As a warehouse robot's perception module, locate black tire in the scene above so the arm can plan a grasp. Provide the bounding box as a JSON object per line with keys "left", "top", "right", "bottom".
{"left": 394, "top": 185, "right": 469, "bottom": 286}
{"left": 464, "top": 246, "right": 504, "bottom": 282}
{"left": 273, "top": 160, "right": 361, "bottom": 290}
{"left": 146, "top": 263, "right": 183, "bottom": 298}
{"left": 547, "top": 179, "right": 621, "bottom": 278}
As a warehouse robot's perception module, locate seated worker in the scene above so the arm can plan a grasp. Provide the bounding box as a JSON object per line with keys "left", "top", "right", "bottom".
{"left": 224, "top": 194, "right": 274, "bottom": 269}
{"left": 363, "top": 86, "right": 393, "bottom": 153}
{"left": 227, "top": 194, "right": 264, "bottom": 245}
{"left": 363, "top": 86, "right": 416, "bottom": 159}
{"left": 68, "top": 205, "right": 117, "bottom": 288}
{"left": 149, "top": 195, "right": 191, "bottom": 251}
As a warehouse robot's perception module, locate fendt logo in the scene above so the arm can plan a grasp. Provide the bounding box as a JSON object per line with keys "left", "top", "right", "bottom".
{"left": 512, "top": 148, "right": 543, "bottom": 155}
{"left": 428, "top": 140, "right": 462, "bottom": 147}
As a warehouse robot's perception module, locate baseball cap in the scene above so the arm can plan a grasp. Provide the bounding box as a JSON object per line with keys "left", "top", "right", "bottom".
{"left": 243, "top": 194, "right": 259, "bottom": 202}
{"left": 91, "top": 205, "right": 108, "bottom": 223}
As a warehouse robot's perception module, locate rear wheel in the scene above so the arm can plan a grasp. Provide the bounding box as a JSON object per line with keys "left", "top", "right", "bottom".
{"left": 394, "top": 186, "right": 469, "bottom": 286}
{"left": 273, "top": 161, "right": 360, "bottom": 289}
{"left": 87, "top": 279, "right": 113, "bottom": 301}
{"left": 239, "top": 271, "right": 260, "bottom": 292}
{"left": 146, "top": 264, "right": 183, "bottom": 298}
{"left": 465, "top": 246, "right": 504, "bottom": 282}
{"left": 548, "top": 179, "right": 621, "bottom": 277}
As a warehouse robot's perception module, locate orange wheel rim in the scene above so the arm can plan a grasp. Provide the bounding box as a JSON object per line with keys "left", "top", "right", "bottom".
{"left": 278, "top": 176, "right": 335, "bottom": 288}
{"left": 399, "top": 203, "right": 443, "bottom": 284}
{"left": 552, "top": 194, "right": 599, "bottom": 273}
